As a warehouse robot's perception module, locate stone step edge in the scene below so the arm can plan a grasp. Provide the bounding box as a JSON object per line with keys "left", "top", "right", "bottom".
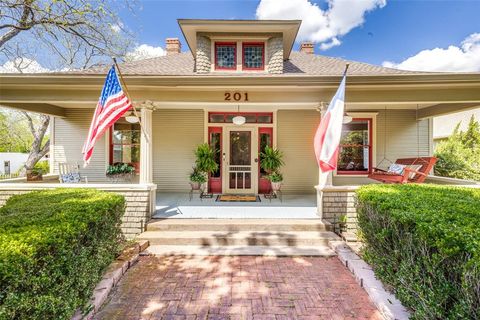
{"left": 71, "top": 240, "right": 149, "bottom": 320}
{"left": 329, "top": 241, "right": 410, "bottom": 320}
{"left": 142, "top": 244, "right": 337, "bottom": 257}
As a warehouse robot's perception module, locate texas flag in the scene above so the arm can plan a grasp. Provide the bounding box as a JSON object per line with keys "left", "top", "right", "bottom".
{"left": 314, "top": 73, "right": 347, "bottom": 172}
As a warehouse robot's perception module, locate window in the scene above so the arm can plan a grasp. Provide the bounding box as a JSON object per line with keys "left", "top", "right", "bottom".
{"left": 337, "top": 119, "right": 372, "bottom": 174}
{"left": 242, "top": 43, "right": 264, "bottom": 70}
{"left": 208, "top": 112, "right": 273, "bottom": 124}
{"left": 215, "top": 42, "right": 236, "bottom": 70}
{"left": 110, "top": 119, "right": 141, "bottom": 173}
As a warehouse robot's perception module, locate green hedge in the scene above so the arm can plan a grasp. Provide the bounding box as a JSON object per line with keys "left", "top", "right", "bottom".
{"left": 356, "top": 184, "right": 480, "bottom": 320}
{"left": 0, "top": 189, "right": 125, "bottom": 320}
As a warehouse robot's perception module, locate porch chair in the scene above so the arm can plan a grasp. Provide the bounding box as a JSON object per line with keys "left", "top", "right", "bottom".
{"left": 368, "top": 157, "right": 437, "bottom": 184}
{"left": 58, "top": 163, "right": 88, "bottom": 183}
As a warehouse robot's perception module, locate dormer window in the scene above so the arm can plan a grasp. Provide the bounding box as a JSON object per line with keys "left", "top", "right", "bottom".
{"left": 215, "top": 42, "right": 236, "bottom": 70}
{"left": 243, "top": 42, "right": 265, "bottom": 70}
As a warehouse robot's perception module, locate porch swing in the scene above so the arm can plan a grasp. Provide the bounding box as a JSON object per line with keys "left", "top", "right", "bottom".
{"left": 368, "top": 106, "right": 437, "bottom": 184}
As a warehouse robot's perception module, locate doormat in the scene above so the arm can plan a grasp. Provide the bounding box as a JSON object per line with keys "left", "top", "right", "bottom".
{"left": 216, "top": 194, "right": 261, "bottom": 202}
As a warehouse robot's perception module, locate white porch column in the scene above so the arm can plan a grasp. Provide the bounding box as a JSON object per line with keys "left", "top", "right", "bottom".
{"left": 316, "top": 105, "right": 333, "bottom": 219}
{"left": 139, "top": 108, "right": 153, "bottom": 184}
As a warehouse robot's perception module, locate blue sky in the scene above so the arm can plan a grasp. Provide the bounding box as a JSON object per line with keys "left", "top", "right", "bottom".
{"left": 121, "top": 0, "right": 480, "bottom": 71}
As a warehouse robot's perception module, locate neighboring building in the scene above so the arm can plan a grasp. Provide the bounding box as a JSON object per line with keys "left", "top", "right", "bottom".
{"left": 0, "top": 152, "right": 28, "bottom": 175}
{"left": 1, "top": 19, "right": 479, "bottom": 194}
{"left": 433, "top": 108, "right": 480, "bottom": 148}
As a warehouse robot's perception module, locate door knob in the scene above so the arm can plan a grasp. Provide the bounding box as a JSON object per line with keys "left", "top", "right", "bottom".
{"left": 254, "top": 158, "right": 258, "bottom": 163}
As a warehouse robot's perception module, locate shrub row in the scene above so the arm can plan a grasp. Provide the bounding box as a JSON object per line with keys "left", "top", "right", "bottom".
{"left": 356, "top": 184, "right": 479, "bottom": 319}
{"left": 0, "top": 189, "right": 125, "bottom": 320}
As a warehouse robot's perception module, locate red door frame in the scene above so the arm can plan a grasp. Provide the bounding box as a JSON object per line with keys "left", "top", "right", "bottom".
{"left": 258, "top": 127, "right": 273, "bottom": 194}
{"left": 208, "top": 127, "right": 223, "bottom": 193}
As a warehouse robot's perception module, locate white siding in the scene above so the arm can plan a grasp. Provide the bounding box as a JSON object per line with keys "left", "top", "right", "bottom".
{"left": 277, "top": 110, "right": 319, "bottom": 194}
{"left": 53, "top": 109, "right": 107, "bottom": 181}
{"left": 152, "top": 109, "right": 204, "bottom": 191}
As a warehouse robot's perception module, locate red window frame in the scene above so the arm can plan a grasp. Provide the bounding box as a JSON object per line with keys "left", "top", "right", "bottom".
{"left": 214, "top": 42, "right": 237, "bottom": 70}
{"left": 242, "top": 42, "right": 265, "bottom": 71}
{"left": 208, "top": 127, "right": 223, "bottom": 193}
{"left": 208, "top": 112, "right": 273, "bottom": 124}
{"left": 109, "top": 125, "right": 140, "bottom": 173}
{"left": 258, "top": 127, "right": 273, "bottom": 194}
{"left": 336, "top": 118, "right": 373, "bottom": 175}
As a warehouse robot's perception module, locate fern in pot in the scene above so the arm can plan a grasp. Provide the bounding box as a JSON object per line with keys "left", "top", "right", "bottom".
{"left": 260, "top": 146, "right": 284, "bottom": 191}
{"left": 193, "top": 143, "right": 218, "bottom": 191}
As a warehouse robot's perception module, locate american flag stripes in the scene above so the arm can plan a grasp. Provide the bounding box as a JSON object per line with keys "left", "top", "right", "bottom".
{"left": 83, "top": 66, "right": 132, "bottom": 166}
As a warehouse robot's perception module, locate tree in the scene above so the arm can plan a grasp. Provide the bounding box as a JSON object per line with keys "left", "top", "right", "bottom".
{"left": 0, "top": 0, "right": 135, "bottom": 174}
{"left": 0, "top": 109, "right": 34, "bottom": 152}
{"left": 0, "top": 0, "right": 134, "bottom": 69}
{"left": 434, "top": 116, "right": 480, "bottom": 181}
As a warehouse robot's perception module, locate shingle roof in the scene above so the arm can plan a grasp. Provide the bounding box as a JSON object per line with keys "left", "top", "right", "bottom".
{"left": 66, "top": 51, "right": 423, "bottom": 76}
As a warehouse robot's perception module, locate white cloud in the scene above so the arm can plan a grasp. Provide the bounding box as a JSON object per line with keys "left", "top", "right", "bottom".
{"left": 383, "top": 33, "right": 480, "bottom": 72}
{"left": 256, "top": 0, "right": 386, "bottom": 50}
{"left": 0, "top": 58, "right": 50, "bottom": 73}
{"left": 125, "top": 44, "right": 166, "bottom": 62}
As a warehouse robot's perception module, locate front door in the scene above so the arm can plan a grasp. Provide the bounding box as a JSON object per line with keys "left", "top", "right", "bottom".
{"left": 224, "top": 127, "right": 257, "bottom": 194}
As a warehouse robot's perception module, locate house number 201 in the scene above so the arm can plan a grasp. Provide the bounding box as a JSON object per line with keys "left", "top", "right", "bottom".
{"left": 224, "top": 92, "right": 249, "bottom": 102}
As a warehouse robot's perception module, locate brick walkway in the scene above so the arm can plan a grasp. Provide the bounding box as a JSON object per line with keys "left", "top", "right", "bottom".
{"left": 94, "top": 256, "right": 382, "bottom": 320}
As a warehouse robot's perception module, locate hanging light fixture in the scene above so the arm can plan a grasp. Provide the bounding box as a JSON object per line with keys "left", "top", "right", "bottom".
{"left": 232, "top": 105, "right": 246, "bottom": 125}
{"left": 342, "top": 113, "right": 353, "bottom": 124}
{"left": 342, "top": 104, "right": 352, "bottom": 124}
{"left": 124, "top": 110, "right": 139, "bottom": 123}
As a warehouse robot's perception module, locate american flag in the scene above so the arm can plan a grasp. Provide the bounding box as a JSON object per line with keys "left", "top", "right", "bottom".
{"left": 83, "top": 65, "right": 132, "bottom": 166}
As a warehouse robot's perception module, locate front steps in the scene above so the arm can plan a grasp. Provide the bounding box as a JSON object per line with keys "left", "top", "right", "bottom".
{"left": 138, "top": 219, "right": 340, "bottom": 257}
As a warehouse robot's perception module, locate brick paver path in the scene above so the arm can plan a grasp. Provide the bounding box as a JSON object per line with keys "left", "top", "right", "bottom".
{"left": 94, "top": 256, "right": 382, "bottom": 320}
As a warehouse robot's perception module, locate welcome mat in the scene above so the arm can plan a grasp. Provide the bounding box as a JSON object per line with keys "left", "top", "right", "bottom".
{"left": 216, "top": 194, "right": 261, "bottom": 202}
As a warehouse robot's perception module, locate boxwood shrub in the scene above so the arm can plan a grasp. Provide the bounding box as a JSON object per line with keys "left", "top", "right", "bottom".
{"left": 0, "top": 188, "right": 125, "bottom": 320}
{"left": 356, "top": 184, "right": 479, "bottom": 320}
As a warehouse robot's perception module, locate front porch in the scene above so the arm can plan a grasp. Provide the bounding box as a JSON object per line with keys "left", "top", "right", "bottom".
{"left": 154, "top": 192, "right": 318, "bottom": 219}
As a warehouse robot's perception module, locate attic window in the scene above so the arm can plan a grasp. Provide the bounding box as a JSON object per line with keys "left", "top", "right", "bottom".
{"left": 243, "top": 43, "right": 264, "bottom": 70}
{"left": 215, "top": 42, "right": 236, "bottom": 70}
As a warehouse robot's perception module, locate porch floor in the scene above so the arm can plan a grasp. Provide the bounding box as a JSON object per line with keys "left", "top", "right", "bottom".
{"left": 154, "top": 192, "right": 318, "bottom": 219}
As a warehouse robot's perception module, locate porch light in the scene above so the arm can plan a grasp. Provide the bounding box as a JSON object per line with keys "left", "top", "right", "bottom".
{"left": 124, "top": 111, "right": 139, "bottom": 123}
{"left": 233, "top": 115, "right": 246, "bottom": 125}
{"left": 233, "top": 105, "right": 246, "bottom": 125}
{"left": 342, "top": 114, "right": 353, "bottom": 124}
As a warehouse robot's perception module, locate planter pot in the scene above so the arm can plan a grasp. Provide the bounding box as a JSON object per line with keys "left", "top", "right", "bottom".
{"left": 190, "top": 181, "right": 201, "bottom": 190}
{"left": 26, "top": 172, "right": 43, "bottom": 182}
{"left": 271, "top": 181, "right": 282, "bottom": 192}
{"left": 107, "top": 173, "right": 134, "bottom": 183}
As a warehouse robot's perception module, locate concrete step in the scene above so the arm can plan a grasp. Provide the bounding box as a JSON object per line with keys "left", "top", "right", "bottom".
{"left": 144, "top": 245, "right": 337, "bottom": 257}
{"left": 137, "top": 230, "right": 340, "bottom": 246}
{"left": 146, "top": 218, "right": 333, "bottom": 232}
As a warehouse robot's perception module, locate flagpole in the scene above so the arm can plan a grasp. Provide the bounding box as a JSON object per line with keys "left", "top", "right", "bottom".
{"left": 112, "top": 57, "right": 149, "bottom": 142}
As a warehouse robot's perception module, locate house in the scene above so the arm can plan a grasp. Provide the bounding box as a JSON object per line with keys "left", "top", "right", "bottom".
{"left": 1, "top": 19, "right": 479, "bottom": 238}
{"left": 433, "top": 108, "right": 480, "bottom": 148}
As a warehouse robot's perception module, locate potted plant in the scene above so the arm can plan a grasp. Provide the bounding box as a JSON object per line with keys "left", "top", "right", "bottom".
{"left": 194, "top": 143, "right": 219, "bottom": 191}
{"left": 26, "top": 167, "right": 43, "bottom": 182}
{"left": 260, "top": 146, "right": 285, "bottom": 191}
{"left": 106, "top": 162, "right": 135, "bottom": 183}
{"left": 189, "top": 166, "right": 207, "bottom": 190}
{"left": 267, "top": 171, "right": 283, "bottom": 191}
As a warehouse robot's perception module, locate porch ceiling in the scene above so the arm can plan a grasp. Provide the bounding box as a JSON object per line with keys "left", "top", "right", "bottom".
{"left": 1, "top": 73, "right": 479, "bottom": 118}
